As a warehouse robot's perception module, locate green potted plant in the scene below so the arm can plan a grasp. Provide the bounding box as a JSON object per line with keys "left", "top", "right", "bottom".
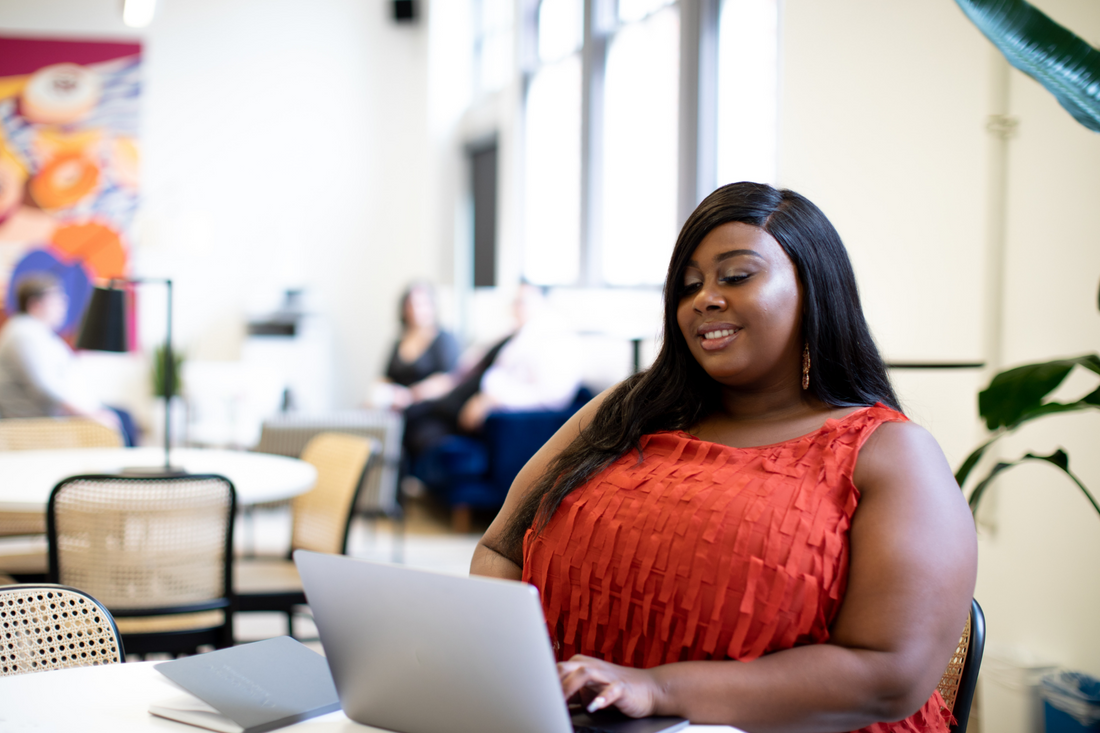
{"left": 150, "top": 343, "right": 185, "bottom": 448}
{"left": 151, "top": 343, "right": 184, "bottom": 399}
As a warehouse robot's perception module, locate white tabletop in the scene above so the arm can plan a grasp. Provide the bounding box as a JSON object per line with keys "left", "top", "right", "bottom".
{"left": 0, "top": 448, "right": 317, "bottom": 511}
{"left": 0, "top": 661, "right": 740, "bottom": 733}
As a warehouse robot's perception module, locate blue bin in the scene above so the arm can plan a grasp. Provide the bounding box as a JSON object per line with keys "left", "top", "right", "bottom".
{"left": 1042, "top": 671, "right": 1100, "bottom": 733}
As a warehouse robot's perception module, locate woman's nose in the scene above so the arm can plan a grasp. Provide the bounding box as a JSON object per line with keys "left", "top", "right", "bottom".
{"left": 694, "top": 282, "right": 727, "bottom": 312}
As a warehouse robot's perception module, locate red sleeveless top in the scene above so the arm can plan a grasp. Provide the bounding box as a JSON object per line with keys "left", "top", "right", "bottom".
{"left": 522, "top": 404, "right": 952, "bottom": 733}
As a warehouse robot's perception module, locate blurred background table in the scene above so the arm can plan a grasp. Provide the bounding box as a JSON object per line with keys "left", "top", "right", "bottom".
{"left": 0, "top": 447, "right": 317, "bottom": 512}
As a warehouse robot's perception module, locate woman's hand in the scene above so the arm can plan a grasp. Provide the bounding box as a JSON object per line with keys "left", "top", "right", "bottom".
{"left": 558, "top": 655, "right": 664, "bottom": 719}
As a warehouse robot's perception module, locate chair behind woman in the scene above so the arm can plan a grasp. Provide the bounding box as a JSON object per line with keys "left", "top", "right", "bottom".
{"left": 938, "top": 599, "right": 986, "bottom": 733}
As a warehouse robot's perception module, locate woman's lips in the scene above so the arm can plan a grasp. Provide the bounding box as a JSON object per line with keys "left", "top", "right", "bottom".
{"left": 698, "top": 326, "right": 740, "bottom": 351}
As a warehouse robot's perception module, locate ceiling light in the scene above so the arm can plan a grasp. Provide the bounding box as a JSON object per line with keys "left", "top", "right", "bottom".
{"left": 123, "top": 0, "right": 156, "bottom": 28}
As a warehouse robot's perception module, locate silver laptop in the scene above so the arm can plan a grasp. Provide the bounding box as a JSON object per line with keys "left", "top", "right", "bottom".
{"left": 294, "top": 550, "right": 690, "bottom": 733}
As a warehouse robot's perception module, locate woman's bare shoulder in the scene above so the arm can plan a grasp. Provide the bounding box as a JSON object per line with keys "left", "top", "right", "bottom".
{"left": 853, "top": 419, "right": 960, "bottom": 502}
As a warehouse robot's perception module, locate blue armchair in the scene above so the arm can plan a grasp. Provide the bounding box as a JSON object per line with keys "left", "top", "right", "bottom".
{"left": 412, "top": 387, "right": 593, "bottom": 531}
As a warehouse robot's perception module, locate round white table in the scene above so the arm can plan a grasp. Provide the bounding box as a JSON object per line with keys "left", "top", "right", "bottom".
{"left": 0, "top": 661, "right": 739, "bottom": 732}
{"left": 0, "top": 447, "right": 317, "bottom": 512}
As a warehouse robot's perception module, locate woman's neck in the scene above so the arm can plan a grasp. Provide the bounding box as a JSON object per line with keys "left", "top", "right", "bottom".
{"left": 715, "top": 380, "right": 823, "bottom": 422}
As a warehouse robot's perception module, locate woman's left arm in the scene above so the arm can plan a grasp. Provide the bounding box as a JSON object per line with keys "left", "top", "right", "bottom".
{"left": 559, "top": 421, "right": 978, "bottom": 732}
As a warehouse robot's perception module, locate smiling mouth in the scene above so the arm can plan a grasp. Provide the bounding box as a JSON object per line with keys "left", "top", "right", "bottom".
{"left": 701, "top": 328, "right": 738, "bottom": 341}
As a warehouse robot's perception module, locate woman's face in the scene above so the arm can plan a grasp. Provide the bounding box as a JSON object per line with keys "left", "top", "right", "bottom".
{"left": 404, "top": 287, "right": 435, "bottom": 329}
{"left": 676, "top": 222, "right": 804, "bottom": 391}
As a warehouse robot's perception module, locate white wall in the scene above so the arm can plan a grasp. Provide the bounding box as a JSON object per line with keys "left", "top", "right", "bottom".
{"left": 1, "top": 0, "right": 433, "bottom": 412}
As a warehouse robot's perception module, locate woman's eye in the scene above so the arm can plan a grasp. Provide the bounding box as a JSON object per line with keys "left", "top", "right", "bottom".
{"left": 680, "top": 282, "right": 702, "bottom": 296}
{"left": 721, "top": 274, "right": 750, "bottom": 284}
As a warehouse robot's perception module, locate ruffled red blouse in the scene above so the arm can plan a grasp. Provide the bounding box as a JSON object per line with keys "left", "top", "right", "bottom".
{"left": 522, "top": 404, "right": 952, "bottom": 733}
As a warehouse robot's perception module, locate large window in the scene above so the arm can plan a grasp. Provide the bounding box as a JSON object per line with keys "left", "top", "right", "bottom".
{"left": 475, "top": 0, "right": 516, "bottom": 95}
{"left": 522, "top": 0, "right": 584, "bottom": 285}
{"left": 520, "top": 0, "right": 778, "bottom": 287}
{"left": 601, "top": 1, "right": 679, "bottom": 286}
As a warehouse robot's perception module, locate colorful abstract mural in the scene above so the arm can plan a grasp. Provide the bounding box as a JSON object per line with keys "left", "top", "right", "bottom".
{"left": 0, "top": 36, "right": 141, "bottom": 336}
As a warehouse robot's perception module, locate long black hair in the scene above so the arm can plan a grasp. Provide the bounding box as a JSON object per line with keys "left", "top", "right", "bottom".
{"left": 498, "top": 182, "right": 899, "bottom": 561}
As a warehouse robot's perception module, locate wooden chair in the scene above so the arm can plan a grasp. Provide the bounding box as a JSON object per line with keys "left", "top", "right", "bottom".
{"left": 235, "top": 432, "right": 375, "bottom": 638}
{"left": 0, "top": 584, "right": 125, "bottom": 676}
{"left": 48, "top": 473, "right": 236, "bottom": 657}
{"left": 937, "top": 599, "right": 986, "bottom": 733}
{"left": 0, "top": 417, "right": 124, "bottom": 580}
{"left": 0, "top": 417, "right": 124, "bottom": 452}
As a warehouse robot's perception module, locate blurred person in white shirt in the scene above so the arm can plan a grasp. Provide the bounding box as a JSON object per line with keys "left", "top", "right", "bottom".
{"left": 0, "top": 274, "right": 126, "bottom": 440}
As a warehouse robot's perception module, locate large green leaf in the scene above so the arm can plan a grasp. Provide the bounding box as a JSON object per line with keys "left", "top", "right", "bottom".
{"left": 978, "top": 355, "right": 1100, "bottom": 430}
{"left": 968, "top": 449, "right": 1100, "bottom": 521}
{"left": 955, "top": 0, "right": 1100, "bottom": 132}
{"left": 955, "top": 433, "right": 1003, "bottom": 489}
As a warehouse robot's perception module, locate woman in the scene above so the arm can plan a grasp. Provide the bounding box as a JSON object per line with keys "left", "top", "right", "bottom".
{"left": 471, "top": 183, "right": 977, "bottom": 732}
{"left": 372, "top": 281, "right": 459, "bottom": 409}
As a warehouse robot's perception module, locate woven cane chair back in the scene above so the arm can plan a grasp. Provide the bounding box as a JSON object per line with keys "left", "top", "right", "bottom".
{"left": 49, "top": 474, "right": 234, "bottom": 608}
{"left": 937, "top": 599, "right": 985, "bottom": 733}
{"left": 0, "top": 418, "right": 123, "bottom": 540}
{"left": 0, "top": 584, "right": 124, "bottom": 676}
{"left": 291, "top": 433, "right": 374, "bottom": 555}
{"left": 0, "top": 417, "right": 123, "bottom": 451}
{"left": 0, "top": 510, "right": 47, "bottom": 538}
{"left": 48, "top": 474, "right": 236, "bottom": 652}
{"left": 937, "top": 615, "right": 970, "bottom": 711}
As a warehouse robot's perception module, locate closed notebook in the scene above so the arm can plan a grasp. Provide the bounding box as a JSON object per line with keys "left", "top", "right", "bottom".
{"left": 149, "top": 636, "right": 341, "bottom": 733}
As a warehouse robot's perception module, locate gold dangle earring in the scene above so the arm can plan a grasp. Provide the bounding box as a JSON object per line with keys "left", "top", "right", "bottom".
{"left": 802, "top": 343, "right": 811, "bottom": 390}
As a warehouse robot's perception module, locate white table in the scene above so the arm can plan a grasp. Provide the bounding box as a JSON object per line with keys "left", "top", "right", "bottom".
{"left": 0, "top": 448, "right": 317, "bottom": 512}
{"left": 0, "top": 662, "right": 741, "bottom": 732}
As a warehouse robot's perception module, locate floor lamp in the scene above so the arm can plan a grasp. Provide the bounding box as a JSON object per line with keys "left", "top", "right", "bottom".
{"left": 76, "top": 277, "right": 184, "bottom": 475}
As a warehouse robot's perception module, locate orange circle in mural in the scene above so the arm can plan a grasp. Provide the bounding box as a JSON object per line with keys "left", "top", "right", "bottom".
{"left": 30, "top": 153, "right": 100, "bottom": 211}
{"left": 51, "top": 221, "right": 127, "bottom": 280}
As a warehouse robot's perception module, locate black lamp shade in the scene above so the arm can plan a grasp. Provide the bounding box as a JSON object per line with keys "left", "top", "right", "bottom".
{"left": 76, "top": 286, "right": 128, "bottom": 352}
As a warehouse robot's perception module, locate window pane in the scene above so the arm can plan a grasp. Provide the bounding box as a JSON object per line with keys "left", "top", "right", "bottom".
{"left": 539, "top": 0, "right": 584, "bottom": 63}
{"left": 617, "top": 0, "right": 675, "bottom": 24}
{"left": 601, "top": 5, "right": 680, "bottom": 286}
{"left": 717, "top": 0, "right": 778, "bottom": 186}
{"left": 476, "top": 0, "right": 515, "bottom": 93}
{"left": 523, "top": 55, "right": 582, "bottom": 285}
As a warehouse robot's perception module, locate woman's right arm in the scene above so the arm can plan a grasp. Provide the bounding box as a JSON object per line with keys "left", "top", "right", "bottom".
{"left": 470, "top": 387, "right": 613, "bottom": 580}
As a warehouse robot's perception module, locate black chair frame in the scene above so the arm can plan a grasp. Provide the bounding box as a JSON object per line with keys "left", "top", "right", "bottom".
{"left": 951, "top": 598, "right": 985, "bottom": 733}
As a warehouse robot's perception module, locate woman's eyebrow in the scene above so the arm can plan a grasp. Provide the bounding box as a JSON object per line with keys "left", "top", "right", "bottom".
{"left": 715, "top": 249, "right": 762, "bottom": 263}
{"left": 685, "top": 249, "right": 762, "bottom": 268}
